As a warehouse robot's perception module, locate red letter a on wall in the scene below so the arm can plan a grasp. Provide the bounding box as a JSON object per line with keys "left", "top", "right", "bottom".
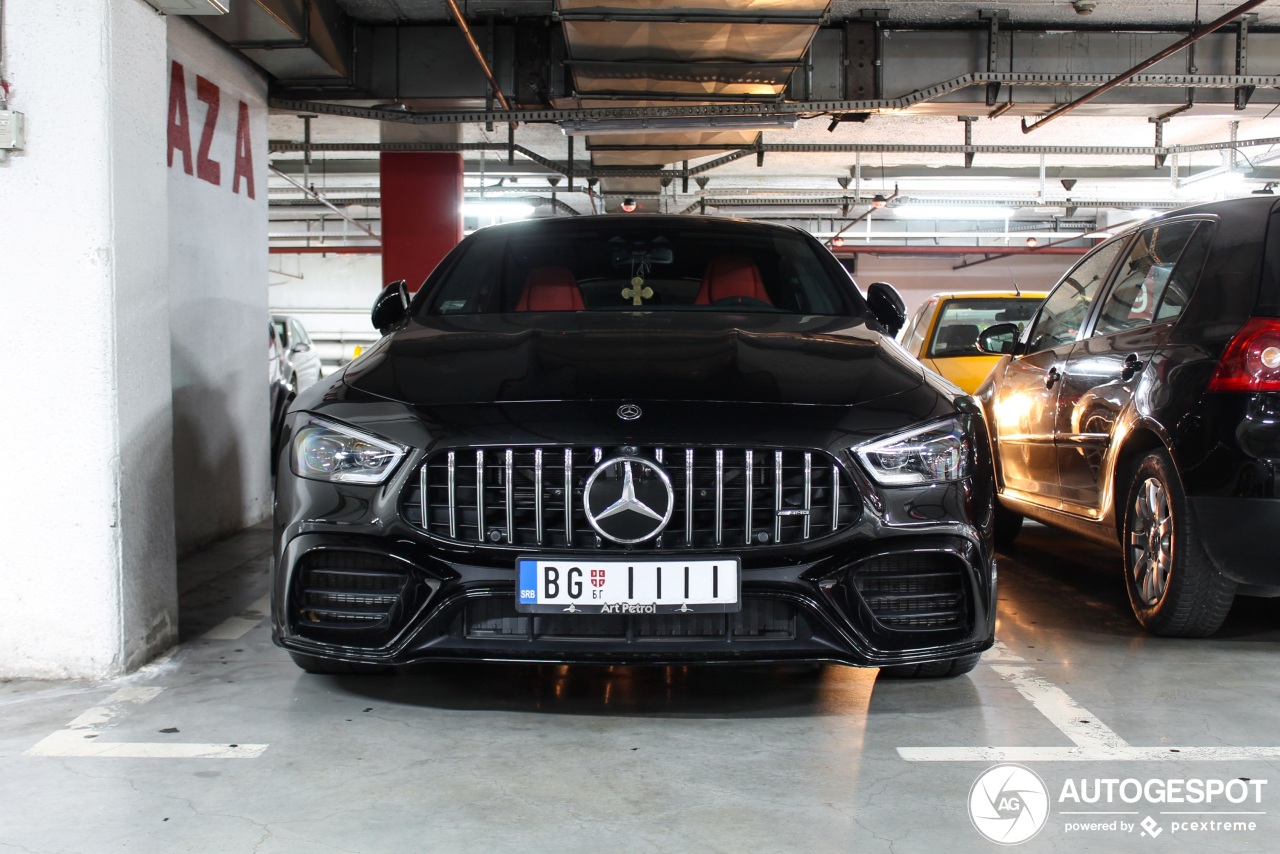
{"left": 167, "top": 61, "right": 193, "bottom": 175}
{"left": 232, "top": 101, "right": 255, "bottom": 199}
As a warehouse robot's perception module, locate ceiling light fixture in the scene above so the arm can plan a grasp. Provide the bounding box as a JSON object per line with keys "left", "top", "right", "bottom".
{"left": 620, "top": 198, "right": 638, "bottom": 213}
{"left": 559, "top": 115, "right": 798, "bottom": 135}
{"left": 871, "top": 194, "right": 889, "bottom": 209}
{"left": 1025, "top": 237, "right": 1039, "bottom": 247}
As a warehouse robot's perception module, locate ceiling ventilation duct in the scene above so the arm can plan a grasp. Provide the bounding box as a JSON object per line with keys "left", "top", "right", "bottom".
{"left": 555, "top": 0, "right": 829, "bottom": 204}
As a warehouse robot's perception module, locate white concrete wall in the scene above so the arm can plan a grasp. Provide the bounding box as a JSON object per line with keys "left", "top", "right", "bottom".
{"left": 167, "top": 19, "right": 271, "bottom": 555}
{"left": 0, "top": 0, "right": 176, "bottom": 677}
{"left": 269, "top": 252, "right": 384, "bottom": 366}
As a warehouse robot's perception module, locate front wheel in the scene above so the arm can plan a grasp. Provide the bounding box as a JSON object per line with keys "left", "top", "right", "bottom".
{"left": 1122, "top": 449, "right": 1235, "bottom": 637}
{"left": 879, "top": 653, "right": 981, "bottom": 679}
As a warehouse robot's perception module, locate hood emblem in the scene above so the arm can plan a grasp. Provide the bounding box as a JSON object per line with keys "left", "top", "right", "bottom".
{"left": 584, "top": 457, "right": 674, "bottom": 544}
{"left": 617, "top": 404, "right": 642, "bottom": 421}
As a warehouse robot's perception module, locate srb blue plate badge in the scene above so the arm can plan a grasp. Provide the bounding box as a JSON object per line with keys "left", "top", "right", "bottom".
{"left": 516, "top": 557, "right": 740, "bottom": 614}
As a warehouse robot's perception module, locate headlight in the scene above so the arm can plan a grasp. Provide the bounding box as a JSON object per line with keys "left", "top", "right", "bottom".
{"left": 291, "top": 417, "right": 407, "bottom": 485}
{"left": 855, "top": 418, "right": 970, "bottom": 486}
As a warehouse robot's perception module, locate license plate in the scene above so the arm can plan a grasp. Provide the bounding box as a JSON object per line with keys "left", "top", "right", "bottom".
{"left": 516, "top": 558, "right": 741, "bottom": 614}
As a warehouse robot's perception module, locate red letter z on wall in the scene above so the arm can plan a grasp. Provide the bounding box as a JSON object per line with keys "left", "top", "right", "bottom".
{"left": 195, "top": 75, "right": 222, "bottom": 187}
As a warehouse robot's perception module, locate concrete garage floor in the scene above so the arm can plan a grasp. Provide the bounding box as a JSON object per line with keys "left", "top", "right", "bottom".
{"left": 3, "top": 524, "right": 1279, "bottom": 853}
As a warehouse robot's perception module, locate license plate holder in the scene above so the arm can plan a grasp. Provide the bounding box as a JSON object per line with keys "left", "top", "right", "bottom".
{"left": 515, "top": 557, "right": 741, "bottom": 614}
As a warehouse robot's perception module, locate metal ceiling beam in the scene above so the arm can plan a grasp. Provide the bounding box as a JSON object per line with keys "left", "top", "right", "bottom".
{"left": 269, "top": 68, "right": 1280, "bottom": 124}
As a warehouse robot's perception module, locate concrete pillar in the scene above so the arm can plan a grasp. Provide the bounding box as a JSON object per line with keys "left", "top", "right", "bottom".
{"left": 379, "top": 124, "right": 464, "bottom": 290}
{"left": 0, "top": 0, "right": 177, "bottom": 677}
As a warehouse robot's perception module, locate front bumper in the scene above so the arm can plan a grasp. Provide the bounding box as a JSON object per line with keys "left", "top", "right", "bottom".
{"left": 273, "top": 529, "right": 996, "bottom": 668}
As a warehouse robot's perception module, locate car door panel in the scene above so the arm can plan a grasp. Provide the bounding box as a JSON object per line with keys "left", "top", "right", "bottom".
{"left": 1053, "top": 220, "right": 1211, "bottom": 513}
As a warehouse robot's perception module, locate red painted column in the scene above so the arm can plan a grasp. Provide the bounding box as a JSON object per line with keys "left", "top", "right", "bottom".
{"left": 379, "top": 152, "right": 464, "bottom": 290}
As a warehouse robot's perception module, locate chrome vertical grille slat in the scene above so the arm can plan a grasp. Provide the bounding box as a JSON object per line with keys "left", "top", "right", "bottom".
{"left": 475, "top": 449, "right": 485, "bottom": 543}
{"left": 714, "top": 449, "right": 724, "bottom": 548}
{"left": 803, "top": 452, "right": 813, "bottom": 540}
{"left": 534, "top": 449, "right": 544, "bottom": 546}
{"left": 446, "top": 451, "right": 457, "bottom": 539}
{"left": 685, "top": 448, "right": 694, "bottom": 547}
{"left": 774, "top": 451, "right": 783, "bottom": 544}
{"left": 415, "top": 445, "right": 858, "bottom": 551}
{"left": 505, "top": 449, "right": 514, "bottom": 543}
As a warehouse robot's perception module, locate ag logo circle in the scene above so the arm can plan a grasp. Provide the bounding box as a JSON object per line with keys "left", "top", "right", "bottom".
{"left": 584, "top": 456, "right": 673, "bottom": 544}
{"left": 969, "top": 764, "right": 1050, "bottom": 845}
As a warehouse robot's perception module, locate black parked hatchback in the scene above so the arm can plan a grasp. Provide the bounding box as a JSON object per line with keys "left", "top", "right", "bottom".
{"left": 976, "top": 195, "right": 1280, "bottom": 637}
{"left": 272, "top": 215, "right": 997, "bottom": 677}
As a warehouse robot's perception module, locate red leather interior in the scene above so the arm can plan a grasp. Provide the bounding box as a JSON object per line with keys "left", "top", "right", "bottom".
{"left": 515, "top": 266, "right": 584, "bottom": 311}
{"left": 695, "top": 255, "right": 771, "bottom": 305}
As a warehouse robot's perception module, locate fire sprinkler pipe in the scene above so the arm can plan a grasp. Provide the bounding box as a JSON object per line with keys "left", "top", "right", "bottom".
{"left": 1023, "top": 0, "right": 1272, "bottom": 133}
{"left": 443, "top": 0, "right": 512, "bottom": 113}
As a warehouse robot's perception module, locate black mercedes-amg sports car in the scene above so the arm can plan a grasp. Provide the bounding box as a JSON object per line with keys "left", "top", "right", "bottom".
{"left": 272, "top": 215, "right": 997, "bottom": 677}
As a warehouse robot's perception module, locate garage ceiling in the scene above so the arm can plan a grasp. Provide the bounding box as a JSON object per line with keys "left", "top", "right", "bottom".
{"left": 194, "top": 0, "right": 1280, "bottom": 251}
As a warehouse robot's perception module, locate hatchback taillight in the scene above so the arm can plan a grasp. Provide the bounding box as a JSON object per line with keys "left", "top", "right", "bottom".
{"left": 1207, "top": 317, "right": 1280, "bottom": 392}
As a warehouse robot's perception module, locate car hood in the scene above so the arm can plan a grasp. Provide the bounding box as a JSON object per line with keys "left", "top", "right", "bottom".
{"left": 343, "top": 312, "right": 924, "bottom": 407}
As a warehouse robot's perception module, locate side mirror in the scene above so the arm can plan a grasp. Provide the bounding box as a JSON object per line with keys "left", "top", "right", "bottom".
{"left": 291, "top": 342, "right": 311, "bottom": 354}
{"left": 372, "top": 280, "right": 410, "bottom": 333}
{"left": 976, "top": 322, "right": 1022, "bottom": 355}
{"left": 866, "top": 282, "right": 906, "bottom": 337}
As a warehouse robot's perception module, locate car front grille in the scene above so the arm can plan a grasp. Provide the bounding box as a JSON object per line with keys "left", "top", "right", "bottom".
{"left": 403, "top": 445, "right": 859, "bottom": 551}
{"left": 463, "top": 597, "right": 797, "bottom": 641}
{"left": 853, "top": 553, "right": 968, "bottom": 632}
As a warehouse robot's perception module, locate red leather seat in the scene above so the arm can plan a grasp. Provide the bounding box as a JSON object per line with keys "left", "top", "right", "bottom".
{"left": 515, "top": 266, "right": 584, "bottom": 311}
{"left": 695, "top": 255, "right": 771, "bottom": 305}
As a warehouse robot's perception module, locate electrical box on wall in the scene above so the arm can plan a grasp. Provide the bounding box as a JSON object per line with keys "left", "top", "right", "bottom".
{"left": 0, "top": 111, "right": 25, "bottom": 152}
{"left": 142, "top": 0, "right": 230, "bottom": 14}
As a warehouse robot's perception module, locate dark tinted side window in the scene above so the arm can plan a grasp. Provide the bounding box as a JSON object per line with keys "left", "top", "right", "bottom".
{"left": 1027, "top": 240, "right": 1126, "bottom": 352}
{"left": 1093, "top": 220, "right": 1203, "bottom": 336}
{"left": 1154, "top": 223, "right": 1214, "bottom": 324}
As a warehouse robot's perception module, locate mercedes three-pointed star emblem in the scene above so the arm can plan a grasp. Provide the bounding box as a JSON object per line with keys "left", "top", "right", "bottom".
{"left": 583, "top": 456, "right": 674, "bottom": 544}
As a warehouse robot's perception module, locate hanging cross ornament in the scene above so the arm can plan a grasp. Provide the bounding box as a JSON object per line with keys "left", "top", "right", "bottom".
{"left": 622, "top": 276, "right": 653, "bottom": 306}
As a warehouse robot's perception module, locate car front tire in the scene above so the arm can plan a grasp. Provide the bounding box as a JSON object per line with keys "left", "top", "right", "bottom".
{"left": 1122, "top": 449, "right": 1235, "bottom": 637}
{"left": 993, "top": 501, "right": 1024, "bottom": 546}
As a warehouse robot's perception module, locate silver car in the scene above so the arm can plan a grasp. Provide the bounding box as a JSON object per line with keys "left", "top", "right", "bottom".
{"left": 271, "top": 314, "right": 323, "bottom": 391}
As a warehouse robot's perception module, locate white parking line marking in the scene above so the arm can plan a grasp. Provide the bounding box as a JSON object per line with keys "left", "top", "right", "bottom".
{"left": 24, "top": 687, "right": 267, "bottom": 760}
{"left": 991, "top": 665, "right": 1130, "bottom": 752}
{"left": 898, "top": 663, "right": 1280, "bottom": 762}
{"left": 199, "top": 594, "right": 271, "bottom": 641}
{"left": 898, "top": 745, "right": 1280, "bottom": 762}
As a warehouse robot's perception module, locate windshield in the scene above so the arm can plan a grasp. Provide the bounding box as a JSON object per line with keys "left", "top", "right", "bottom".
{"left": 926, "top": 296, "right": 1045, "bottom": 358}
{"left": 416, "top": 219, "right": 868, "bottom": 318}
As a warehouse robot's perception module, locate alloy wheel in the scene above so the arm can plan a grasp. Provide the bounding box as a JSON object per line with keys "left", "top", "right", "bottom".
{"left": 1129, "top": 476, "right": 1172, "bottom": 606}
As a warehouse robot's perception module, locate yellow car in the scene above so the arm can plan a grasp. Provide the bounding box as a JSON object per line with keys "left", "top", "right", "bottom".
{"left": 898, "top": 291, "right": 1048, "bottom": 393}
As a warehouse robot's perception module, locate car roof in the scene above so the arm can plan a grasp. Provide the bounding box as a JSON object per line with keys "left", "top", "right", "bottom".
{"left": 464, "top": 213, "right": 813, "bottom": 241}
{"left": 927, "top": 290, "right": 1050, "bottom": 301}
